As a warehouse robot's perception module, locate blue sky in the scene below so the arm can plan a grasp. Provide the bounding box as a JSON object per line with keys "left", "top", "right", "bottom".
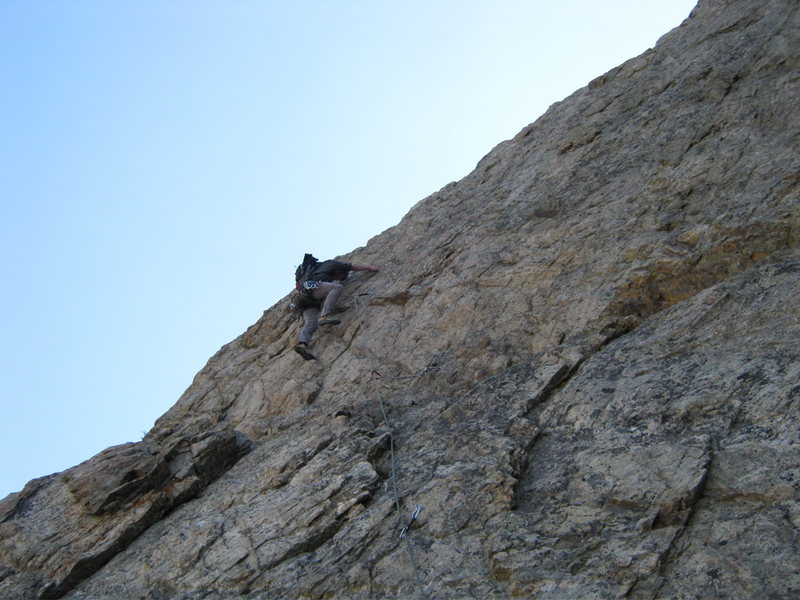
{"left": 0, "top": 1, "right": 696, "bottom": 499}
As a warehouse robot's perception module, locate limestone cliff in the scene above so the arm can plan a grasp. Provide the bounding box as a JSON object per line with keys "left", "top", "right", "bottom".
{"left": 2, "top": 0, "right": 799, "bottom": 598}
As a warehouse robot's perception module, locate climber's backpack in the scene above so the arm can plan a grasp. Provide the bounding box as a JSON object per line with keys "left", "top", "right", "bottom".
{"left": 290, "top": 253, "right": 320, "bottom": 317}
{"left": 295, "top": 253, "right": 318, "bottom": 284}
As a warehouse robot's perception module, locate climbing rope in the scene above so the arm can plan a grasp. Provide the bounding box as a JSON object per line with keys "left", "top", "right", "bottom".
{"left": 368, "top": 368, "right": 401, "bottom": 514}
{"left": 388, "top": 360, "right": 441, "bottom": 381}
{"left": 352, "top": 291, "right": 431, "bottom": 600}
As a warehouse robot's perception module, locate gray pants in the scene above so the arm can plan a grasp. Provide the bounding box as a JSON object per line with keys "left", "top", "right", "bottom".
{"left": 298, "top": 282, "right": 344, "bottom": 344}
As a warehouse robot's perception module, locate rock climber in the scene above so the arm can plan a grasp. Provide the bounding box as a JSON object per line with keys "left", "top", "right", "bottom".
{"left": 293, "top": 254, "right": 379, "bottom": 360}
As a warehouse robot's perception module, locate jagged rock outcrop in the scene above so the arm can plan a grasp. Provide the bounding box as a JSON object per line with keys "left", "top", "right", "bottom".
{"left": 2, "top": 0, "right": 798, "bottom": 598}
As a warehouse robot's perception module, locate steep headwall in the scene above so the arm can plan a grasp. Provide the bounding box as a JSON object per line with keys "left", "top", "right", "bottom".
{"left": 2, "top": 0, "right": 798, "bottom": 598}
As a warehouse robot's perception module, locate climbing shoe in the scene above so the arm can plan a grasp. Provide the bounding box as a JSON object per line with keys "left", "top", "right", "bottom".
{"left": 318, "top": 316, "right": 341, "bottom": 326}
{"left": 294, "top": 344, "right": 316, "bottom": 361}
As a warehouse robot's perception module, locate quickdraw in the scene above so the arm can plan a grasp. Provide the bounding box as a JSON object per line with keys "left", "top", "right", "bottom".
{"left": 400, "top": 505, "right": 424, "bottom": 539}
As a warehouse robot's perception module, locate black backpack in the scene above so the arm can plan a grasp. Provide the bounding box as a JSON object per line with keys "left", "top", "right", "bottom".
{"left": 290, "top": 254, "right": 321, "bottom": 317}
{"left": 295, "top": 253, "right": 318, "bottom": 283}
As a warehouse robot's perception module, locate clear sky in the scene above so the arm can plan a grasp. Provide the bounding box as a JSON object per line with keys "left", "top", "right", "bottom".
{"left": 0, "top": 0, "right": 696, "bottom": 499}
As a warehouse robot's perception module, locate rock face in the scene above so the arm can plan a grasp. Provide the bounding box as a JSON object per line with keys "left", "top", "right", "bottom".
{"left": 2, "top": 0, "right": 799, "bottom": 598}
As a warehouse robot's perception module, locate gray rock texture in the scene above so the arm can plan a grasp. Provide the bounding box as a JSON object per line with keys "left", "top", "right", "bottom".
{"left": 2, "top": 0, "right": 799, "bottom": 598}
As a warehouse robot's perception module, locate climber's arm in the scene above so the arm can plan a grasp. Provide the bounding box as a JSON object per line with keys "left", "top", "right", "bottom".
{"left": 351, "top": 264, "right": 379, "bottom": 272}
